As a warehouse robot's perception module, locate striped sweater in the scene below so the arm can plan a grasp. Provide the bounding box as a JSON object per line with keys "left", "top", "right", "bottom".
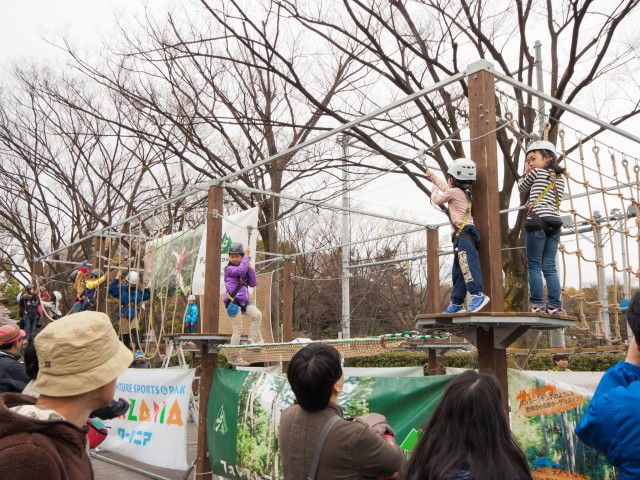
{"left": 517, "top": 168, "right": 565, "bottom": 222}
{"left": 431, "top": 176, "right": 473, "bottom": 230}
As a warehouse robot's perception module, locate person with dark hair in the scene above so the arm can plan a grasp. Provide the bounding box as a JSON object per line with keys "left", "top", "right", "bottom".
{"left": 552, "top": 353, "right": 570, "bottom": 371}
{"left": 425, "top": 159, "right": 490, "bottom": 313}
{"left": 518, "top": 140, "right": 567, "bottom": 315}
{"left": 0, "top": 324, "right": 29, "bottom": 394}
{"left": 402, "top": 370, "right": 532, "bottom": 480}
{"left": 279, "top": 343, "right": 404, "bottom": 480}
{"left": 18, "top": 284, "right": 41, "bottom": 336}
{"left": 576, "top": 289, "right": 640, "bottom": 479}
{"left": 0, "top": 312, "right": 133, "bottom": 479}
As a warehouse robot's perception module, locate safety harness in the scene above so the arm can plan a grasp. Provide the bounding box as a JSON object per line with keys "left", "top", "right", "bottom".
{"left": 225, "top": 270, "right": 248, "bottom": 313}
{"left": 454, "top": 201, "right": 472, "bottom": 240}
{"left": 527, "top": 170, "right": 560, "bottom": 213}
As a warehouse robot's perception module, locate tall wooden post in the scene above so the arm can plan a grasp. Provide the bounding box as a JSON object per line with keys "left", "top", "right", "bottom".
{"left": 196, "top": 184, "right": 224, "bottom": 480}
{"left": 282, "top": 258, "right": 294, "bottom": 342}
{"left": 32, "top": 260, "right": 43, "bottom": 286}
{"left": 92, "top": 236, "right": 109, "bottom": 311}
{"left": 467, "top": 61, "right": 508, "bottom": 410}
{"left": 426, "top": 228, "right": 442, "bottom": 375}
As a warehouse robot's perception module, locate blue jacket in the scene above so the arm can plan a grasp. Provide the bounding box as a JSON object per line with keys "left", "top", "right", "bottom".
{"left": 185, "top": 303, "right": 199, "bottom": 324}
{"left": 576, "top": 361, "right": 640, "bottom": 479}
{"left": 108, "top": 279, "right": 150, "bottom": 319}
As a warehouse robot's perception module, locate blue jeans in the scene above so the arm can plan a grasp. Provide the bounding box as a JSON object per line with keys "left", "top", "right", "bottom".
{"left": 23, "top": 314, "right": 39, "bottom": 336}
{"left": 526, "top": 229, "right": 561, "bottom": 307}
{"left": 451, "top": 226, "right": 484, "bottom": 304}
{"left": 186, "top": 322, "right": 197, "bottom": 334}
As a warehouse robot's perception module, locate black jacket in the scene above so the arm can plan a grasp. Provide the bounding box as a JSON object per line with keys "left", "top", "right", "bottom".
{"left": 0, "top": 351, "right": 30, "bottom": 393}
{"left": 18, "top": 294, "right": 40, "bottom": 319}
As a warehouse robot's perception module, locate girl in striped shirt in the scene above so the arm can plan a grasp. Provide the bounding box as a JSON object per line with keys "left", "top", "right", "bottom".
{"left": 518, "top": 141, "right": 566, "bottom": 315}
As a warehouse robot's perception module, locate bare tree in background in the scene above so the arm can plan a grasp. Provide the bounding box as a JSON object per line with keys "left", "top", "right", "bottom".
{"left": 214, "top": 0, "right": 640, "bottom": 312}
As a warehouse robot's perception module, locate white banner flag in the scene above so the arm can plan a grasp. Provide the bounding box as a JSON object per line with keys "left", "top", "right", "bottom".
{"left": 191, "top": 207, "right": 259, "bottom": 295}
{"left": 100, "top": 368, "right": 196, "bottom": 471}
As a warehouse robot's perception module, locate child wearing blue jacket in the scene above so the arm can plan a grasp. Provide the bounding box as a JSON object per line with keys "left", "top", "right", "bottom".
{"left": 109, "top": 270, "right": 150, "bottom": 352}
{"left": 185, "top": 295, "right": 199, "bottom": 333}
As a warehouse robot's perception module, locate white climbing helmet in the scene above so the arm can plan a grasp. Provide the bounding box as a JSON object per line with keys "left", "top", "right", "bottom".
{"left": 526, "top": 140, "right": 556, "bottom": 156}
{"left": 447, "top": 158, "right": 477, "bottom": 181}
{"left": 53, "top": 291, "right": 62, "bottom": 302}
{"left": 126, "top": 271, "right": 139, "bottom": 285}
{"left": 188, "top": 294, "right": 196, "bottom": 301}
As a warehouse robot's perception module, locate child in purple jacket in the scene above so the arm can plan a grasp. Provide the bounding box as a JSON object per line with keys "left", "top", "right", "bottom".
{"left": 224, "top": 242, "right": 263, "bottom": 345}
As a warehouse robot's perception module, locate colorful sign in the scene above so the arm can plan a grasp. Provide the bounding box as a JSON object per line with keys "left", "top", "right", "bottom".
{"left": 191, "top": 207, "right": 259, "bottom": 295}
{"left": 144, "top": 226, "right": 204, "bottom": 297}
{"left": 101, "top": 368, "right": 196, "bottom": 470}
{"left": 508, "top": 370, "right": 615, "bottom": 480}
{"left": 207, "top": 368, "right": 615, "bottom": 480}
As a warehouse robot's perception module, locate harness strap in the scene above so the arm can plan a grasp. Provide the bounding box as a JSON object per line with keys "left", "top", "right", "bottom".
{"left": 455, "top": 201, "right": 472, "bottom": 239}
{"left": 528, "top": 170, "right": 559, "bottom": 212}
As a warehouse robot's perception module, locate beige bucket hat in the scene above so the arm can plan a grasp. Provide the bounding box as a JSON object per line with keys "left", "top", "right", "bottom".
{"left": 32, "top": 311, "right": 133, "bottom": 397}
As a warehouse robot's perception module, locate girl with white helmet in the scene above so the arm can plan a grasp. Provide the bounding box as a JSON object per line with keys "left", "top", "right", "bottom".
{"left": 518, "top": 140, "right": 566, "bottom": 315}
{"left": 41, "top": 290, "right": 63, "bottom": 320}
{"left": 425, "top": 158, "right": 490, "bottom": 313}
{"left": 185, "top": 294, "right": 199, "bottom": 333}
{"left": 224, "top": 242, "right": 263, "bottom": 345}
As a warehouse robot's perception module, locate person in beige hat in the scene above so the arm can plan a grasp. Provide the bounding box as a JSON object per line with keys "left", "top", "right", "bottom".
{"left": 0, "top": 311, "right": 133, "bottom": 479}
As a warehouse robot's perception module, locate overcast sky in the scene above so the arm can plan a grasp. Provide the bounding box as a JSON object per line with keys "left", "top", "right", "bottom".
{"left": 1, "top": 1, "right": 638, "bottom": 293}
{"left": 0, "top": 0, "right": 140, "bottom": 66}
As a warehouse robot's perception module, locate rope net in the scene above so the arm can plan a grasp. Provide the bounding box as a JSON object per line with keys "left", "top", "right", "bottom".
{"left": 498, "top": 96, "right": 640, "bottom": 344}
{"left": 555, "top": 129, "right": 640, "bottom": 343}
{"left": 219, "top": 332, "right": 452, "bottom": 366}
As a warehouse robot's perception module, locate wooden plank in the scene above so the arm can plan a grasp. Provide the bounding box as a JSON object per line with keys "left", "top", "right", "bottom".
{"left": 416, "top": 311, "right": 578, "bottom": 320}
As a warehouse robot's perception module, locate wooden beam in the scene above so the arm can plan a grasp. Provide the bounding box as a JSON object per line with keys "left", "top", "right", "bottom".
{"left": 92, "top": 236, "right": 109, "bottom": 311}
{"left": 282, "top": 258, "right": 294, "bottom": 342}
{"left": 468, "top": 63, "right": 508, "bottom": 412}
{"left": 428, "top": 348, "right": 442, "bottom": 375}
{"left": 196, "top": 346, "right": 218, "bottom": 480}
{"left": 468, "top": 65, "right": 503, "bottom": 310}
{"left": 202, "top": 185, "right": 223, "bottom": 335}
{"left": 31, "top": 259, "right": 43, "bottom": 284}
{"left": 426, "top": 228, "right": 440, "bottom": 315}
{"left": 196, "top": 184, "right": 223, "bottom": 479}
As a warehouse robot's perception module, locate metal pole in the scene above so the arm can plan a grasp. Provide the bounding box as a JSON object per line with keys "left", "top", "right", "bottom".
{"left": 593, "top": 211, "right": 611, "bottom": 344}
{"left": 534, "top": 40, "right": 545, "bottom": 138}
{"left": 90, "top": 452, "right": 173, "bottom": 480}
{"left": 338, "top": 135, "right": 351, "bottom": 339}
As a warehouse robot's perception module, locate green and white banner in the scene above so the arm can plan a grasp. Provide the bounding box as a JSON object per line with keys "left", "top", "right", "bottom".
{"left": 191, "top": 207, "right": 259, "bottom": 295}
{"left": 207, "top": 368, "right": 614, "bottom": 480}
{"left": 207, "top": 369, "right": 451, "bottom": 479}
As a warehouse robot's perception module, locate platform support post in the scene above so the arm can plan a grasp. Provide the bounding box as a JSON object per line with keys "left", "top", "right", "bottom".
{"left": 196, "top": 184, "right": 224, "bottom": 479}
{"left": 467, "top": 61, "right": 508, "bottom": 412}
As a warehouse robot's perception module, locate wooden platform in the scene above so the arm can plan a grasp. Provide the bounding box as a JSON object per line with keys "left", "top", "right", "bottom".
{"left": 415, "top": 312, "right": 577, "bottom": 349}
